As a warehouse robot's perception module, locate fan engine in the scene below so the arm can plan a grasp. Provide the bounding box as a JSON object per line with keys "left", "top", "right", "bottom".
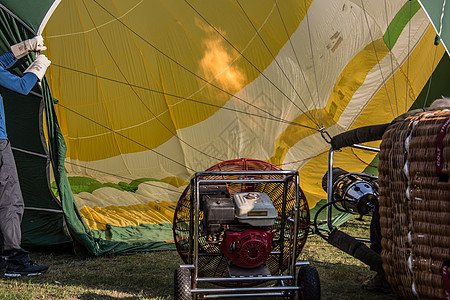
{"left": 202, "top": 190, "right": 277, "bottom": 269}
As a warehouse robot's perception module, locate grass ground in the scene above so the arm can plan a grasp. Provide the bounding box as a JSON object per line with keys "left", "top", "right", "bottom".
{"left": 0, "top": 218, "right": 397, "bottom": 300}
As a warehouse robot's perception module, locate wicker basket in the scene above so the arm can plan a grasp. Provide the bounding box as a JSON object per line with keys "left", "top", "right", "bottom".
{"left": 378, "top": 110, "right": 450, "bottom": 299}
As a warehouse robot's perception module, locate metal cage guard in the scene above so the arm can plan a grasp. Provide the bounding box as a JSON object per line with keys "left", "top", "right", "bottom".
{"left": 182, "top": 170, "right": 309, "bottom": 299}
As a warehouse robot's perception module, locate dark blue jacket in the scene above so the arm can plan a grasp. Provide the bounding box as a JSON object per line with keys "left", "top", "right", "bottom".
{"left": 0, "top": 52, "right": 38, "bottom": 139}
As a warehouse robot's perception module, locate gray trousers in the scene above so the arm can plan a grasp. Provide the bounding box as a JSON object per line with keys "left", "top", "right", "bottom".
{"left": 0, "top": 139, "right": 23, "bottom": 252}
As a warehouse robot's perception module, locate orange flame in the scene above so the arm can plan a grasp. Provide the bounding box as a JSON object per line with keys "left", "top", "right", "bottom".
{"left": 199, "top": 30, "right": 246, "bottom": 92}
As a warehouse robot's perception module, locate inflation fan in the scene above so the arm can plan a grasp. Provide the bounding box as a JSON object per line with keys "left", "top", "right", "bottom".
{"left": 172, "top": 158, "right": 320, "bottom": 299}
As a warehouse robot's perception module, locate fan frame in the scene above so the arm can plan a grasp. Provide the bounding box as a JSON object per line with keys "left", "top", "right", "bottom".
{"left": 172, "top": 159, "right": 311, "bottom": 295}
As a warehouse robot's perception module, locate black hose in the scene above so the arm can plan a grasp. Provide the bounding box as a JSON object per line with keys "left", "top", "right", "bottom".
{"left": 313, "top": 201, "right": 383, "bottom": 274}
{"left": 312, "top": 199, "right": 348, "bottom": 240}
{"left": 327, "top": 229, "right": 383, "bottom": 274}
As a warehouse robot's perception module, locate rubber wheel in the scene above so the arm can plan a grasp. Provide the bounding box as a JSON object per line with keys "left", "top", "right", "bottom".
{"left": 297, "top": 265, "right": 321, "bottom": 300}
{"left": 174, "top": 268, "right": 191, "bottom": 300}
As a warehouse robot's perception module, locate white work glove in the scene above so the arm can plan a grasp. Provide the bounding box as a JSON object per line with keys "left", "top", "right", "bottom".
{"left": 24, "top": 54, "right": 51, "bottom": 81}
{"left": 11, "top": 35, "right": 47, "bottom": 59}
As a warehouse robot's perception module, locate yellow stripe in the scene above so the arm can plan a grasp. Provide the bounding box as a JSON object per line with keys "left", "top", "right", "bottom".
{"left": 300, "top": 26, "right": 445, "bottom": 208}
{"left": 160, "top": 176, "right": 189, "bottom": 188}
{"left": 269, "top": 38, "right": 390, "bottom": 165}
{"left": 80, "top": 200, "right": 176, "bottom": 230}
{"left": 351, "top": 27, "right": 446, "bottom": 129}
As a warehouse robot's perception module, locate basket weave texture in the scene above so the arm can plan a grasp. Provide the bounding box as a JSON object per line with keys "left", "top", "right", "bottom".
{"left": 378, "top": 110, "right": 450, "bottom": 299}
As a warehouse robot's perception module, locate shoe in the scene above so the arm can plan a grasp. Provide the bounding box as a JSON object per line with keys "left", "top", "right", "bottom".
{"left": 362, "top": 273, "right": 393, "bottom": 293}
{"left": 4, "top": 253, "right": 48, "bottom": 277}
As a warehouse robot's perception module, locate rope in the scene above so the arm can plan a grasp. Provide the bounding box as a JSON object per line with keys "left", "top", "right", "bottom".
{"left": 57, "top": 102, "right": 197, "bottom": 172}
{"left": 83, "top": 0, "right": 224, "bottom": 163}
{"left": 360, "top": 0, "right": 396, "bottom": 119}
{"left": 351, "top": 148, "right": 378, "bottom": 168}
{"left": 303, "top": 0, "right": 324, "bottom": 127}
{"left": 184, "top": 0, "right": 322, "bottom": 128}
{"left": 274, "top": 0, "right": 318, "bottom": 116}
{"left": 439, "top": 0, "right": 447, "bottom": 38}
{"left": 384, "top": 0, "right": 399, "bottom": 116}
{"left": 405, "top": 0, "right": 412, "bottom": 112}
{"left": 434, "top": 0, "right": 447, "bottom": 45}
{"left": 52, "top": 64, "right": 318, "bottom": 130}
{"left": 423, "top": 45, "right": 439, "bottom": 108}
{"left": 90, "top": 0, "right": 294, "bottom": 129}
{"left": 235, "top": 0, "right": 321, "bottom": 127}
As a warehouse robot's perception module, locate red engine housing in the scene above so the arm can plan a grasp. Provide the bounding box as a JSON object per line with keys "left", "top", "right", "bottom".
{"left": 219, "top": 228, "right": 274, "bottom": 269}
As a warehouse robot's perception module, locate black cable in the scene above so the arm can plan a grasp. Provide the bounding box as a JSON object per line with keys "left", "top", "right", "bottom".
{"left": 312, "top": 199, "right": 348, "bottom": 240}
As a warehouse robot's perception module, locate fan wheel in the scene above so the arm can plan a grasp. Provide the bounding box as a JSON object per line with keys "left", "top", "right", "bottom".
{"left": 297, "top": 265, "right": 321, "bottom": 300}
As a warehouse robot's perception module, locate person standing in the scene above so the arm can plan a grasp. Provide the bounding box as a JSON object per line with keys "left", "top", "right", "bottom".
{"left": 0, "top": 35, "right": 51, "bottom": 276}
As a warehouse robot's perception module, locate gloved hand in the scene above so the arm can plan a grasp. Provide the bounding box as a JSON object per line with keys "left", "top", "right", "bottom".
{"left": 11, "top": 35, "right": 47, "bottom": 59}
{"left": 24, "top": 54, "right": 51, "bottom": 81}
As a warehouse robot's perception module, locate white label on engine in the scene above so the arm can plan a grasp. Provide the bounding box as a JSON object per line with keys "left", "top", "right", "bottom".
{"left": 233, "top": 192, "right": 278, "bottom": 226}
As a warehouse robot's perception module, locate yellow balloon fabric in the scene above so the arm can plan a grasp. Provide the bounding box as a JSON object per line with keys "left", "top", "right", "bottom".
{"left": 43, "top": 0, "right": 444, "bottom": 230}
